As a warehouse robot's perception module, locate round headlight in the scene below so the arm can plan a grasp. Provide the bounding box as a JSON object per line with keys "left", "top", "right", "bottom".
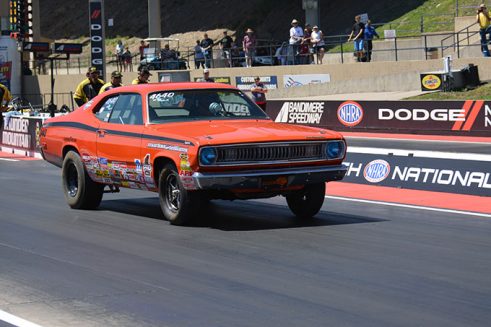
{"left": 200, "top": 147, "right": 217, "bottom": 165}
{"left": 326, "top": 141, "right": 344, "bottom": 159}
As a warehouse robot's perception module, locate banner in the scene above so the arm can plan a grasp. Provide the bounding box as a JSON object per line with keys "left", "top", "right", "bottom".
{"left": 283, "top": 74, "right": 331, "bottom": 88}
{"left": 89, "top": 0, "right": 106, "bottom": 76}
{"left": 235, "top": 76, "right": 277, "bottom": 91}
{"left": 193, "top": 76, "right": 231, "bottom": 84}
{"left": 343, "top": 152, "right": 491, "bottom": 197}
{"left": 0, "top": 62, "right": 12, "bottom": 89}
{"left": 268, "top": 100, "right": 491, "bottom": 136}
{"left": 1, "top": 116, "right": 44, "bottom": 151}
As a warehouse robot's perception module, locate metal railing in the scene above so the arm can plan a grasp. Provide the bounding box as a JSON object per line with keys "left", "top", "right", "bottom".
{"left": 456, "top": 0, "right": 491, "bottom": 16}
{"left": 440, "top": 21, "right": 480, "bottom": 57}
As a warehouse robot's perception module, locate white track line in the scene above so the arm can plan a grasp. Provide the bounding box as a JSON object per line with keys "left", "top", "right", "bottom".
{"left": 325, "top": 196, "right": 491, "bottom": 218}
{"left": 0, "top": 158, "right": 18, "bottom": 162}
{"left": 0, "top": 310, "right": 44, "bottom": 327}
{"left": 347, "top": 146, "right": 491, "bottom": 162}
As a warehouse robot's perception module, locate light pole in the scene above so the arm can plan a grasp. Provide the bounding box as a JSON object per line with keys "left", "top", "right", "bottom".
{"left": 302, "top": 0, "right": 320, "bottom": 27}
{"left": 148, "top": 0, "right": 161, "bottom": 37}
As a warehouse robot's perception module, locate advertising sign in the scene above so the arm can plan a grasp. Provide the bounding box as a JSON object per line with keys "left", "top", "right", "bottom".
{"left": 235, "top": 76, "right": 278, "bottom": 91}
{"left": 193, "top": 76, "right": 231, "bottom": 84}
{"left": 54, "top": 43, "right": 83, "bottom": 54}
{"left": 89, "top": 0, "right": 106, "bottom": 76}
{"left": 0, "top": 61, "right": 12, "bottom": 89}
{"left": 267, "top": 100, "right": 491, "bottom": 136}
{"left": 22, "top": 42, "right": 50, "bottom": 52}
{"left": 343, "top": 152, "right": 491, "bottom": 197}
{"left": 420, "top": 73, "right": 443, "bottom": 91}
{"left": 283, "top": 74, "right": 331, "bottom": 88}
{"left": 1, "top": 116, "right": 44, "bottom": 151}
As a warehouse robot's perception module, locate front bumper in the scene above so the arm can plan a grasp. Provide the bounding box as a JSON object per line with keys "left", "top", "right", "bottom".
{"left": 192, "top": 165, "right": 347, "bottom": 190}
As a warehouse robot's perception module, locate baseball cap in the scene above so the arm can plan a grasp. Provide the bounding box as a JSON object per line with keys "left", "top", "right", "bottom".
{"left": 203, "top": 68, "right": 210, "bottom": 73}
{"left": 87, "top": 66, "right": 98, "bottom": 74}
{"left": 111, "top": 71, "right": 123, "bottom": 78}
{"left": 140, "top": 68, "right": 152, "bottom": 76}
{"left": 291, "top": 19, "right": 299, "bottom": 24}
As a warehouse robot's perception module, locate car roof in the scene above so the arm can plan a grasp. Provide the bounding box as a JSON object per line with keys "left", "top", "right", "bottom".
{"left": 106, "top": 82, "right": 238, "bottom": 95}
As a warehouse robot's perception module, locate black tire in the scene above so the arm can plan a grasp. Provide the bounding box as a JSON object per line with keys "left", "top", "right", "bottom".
{"left": 158, "top": 163, "right": 204, "bottom": 225}
{"left": 62, "top": 151, "right": 104, "bottom": 209}
{"left": 286, "top": 183, "right": 326, "bottom": 219}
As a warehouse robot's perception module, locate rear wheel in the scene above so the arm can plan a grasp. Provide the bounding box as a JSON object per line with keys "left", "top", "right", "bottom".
{"left": 62, "top": 151, "right": 104, "bottom": 209}
{"left": 158, "top": 163, "right": 204, "bottom": 225}
{"left": 286, "top": 183, "right": 326, "bottom": 219}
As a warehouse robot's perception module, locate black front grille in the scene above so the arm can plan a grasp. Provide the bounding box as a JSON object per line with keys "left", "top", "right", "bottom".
{"left": 215, "top": 143, "right": 326, "bottom": 165}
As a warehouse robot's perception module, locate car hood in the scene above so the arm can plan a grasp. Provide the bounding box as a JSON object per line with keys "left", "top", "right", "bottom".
{"left": 149, "top": 119, "right": 343, "bottom": 146}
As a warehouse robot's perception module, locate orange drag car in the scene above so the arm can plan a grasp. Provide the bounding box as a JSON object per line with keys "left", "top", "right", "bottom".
{"left": 40, "top": 83, "right": 347, "bottom": 225}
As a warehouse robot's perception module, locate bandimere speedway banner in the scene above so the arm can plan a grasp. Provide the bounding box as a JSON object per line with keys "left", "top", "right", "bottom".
{"left": 268, "top": 100, "right": 491, "bottom": 136}
{"left": 1, "top": 116, "right": 44, "bottom": 152}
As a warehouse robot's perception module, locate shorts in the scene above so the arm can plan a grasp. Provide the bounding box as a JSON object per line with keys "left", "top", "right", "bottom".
{"left": 354, "top": 39, "right": 364, "bottom": 52}
{"left": 314, "top": 45, "right": 326, "bottom": 52}
{"left": 222, "top": 50, "right": 231, "bottom": 59}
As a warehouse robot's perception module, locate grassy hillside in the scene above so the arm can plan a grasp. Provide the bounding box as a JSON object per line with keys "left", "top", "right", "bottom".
{"left": 406, "top": 83, "right": 491, "bottom": 100}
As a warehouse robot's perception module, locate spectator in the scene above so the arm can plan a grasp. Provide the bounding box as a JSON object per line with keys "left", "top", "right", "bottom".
{"left": 275, "top": 42, "right": 289, "bottom": 65}
{"left": 242, "top": 28, "right": 256, "bottom": 68}
{"left": 348, "top": 15, "right": 365, "bottom": 62}
{"left": 200, "top": 33, "right": 214, "bottom": 68}
{"left": 230, "top": 42, "right": 241, "bottom": 67}
{"left": 311, "top": 25, "right": 325, "bottom": 64}
{"left": 36, "top": 53, "right": 47, "bottom": 75}
{"left": 219, "top": 30, "right": 233, "bottom": 67}
{"left": 99, "top": 71, "right": 123, "bottom": 94}
{"left": 199, "top": 68, "right": 214, "bottom": 82}
{"left": 132, "top": 68, "right": 152, "bottom": 84}
{"left": 161, "top": 43, "right": 178, "bottom": 61}
{"left": 139, "top": 40, "right": 149, "bottom": 62}
{"left": 300, "top": 24, "right": 313, "bottom": 64}
{"left": 250, "top": 77, "right": 268, "bottom": 112}
{"left": 123, "top": 47, "right": 133, "bottom": 72}
{"left": 364, "top": 20, "right": 379, "bottom": 62}
{"left": 115, "top": 40, "right": 124, "bottom": 71}
{"left": 0, "top": 82, "right": 12, "bottom": 127}
{"left": 74, "top": 67, "right": 105, "bottom": 107}
{"left": 477, "top": 3, "right": 491, "bottom": 57}
{"left": 194, "top": 40, "right": 205, "bottom": 69}
{"left": 289, "top": 19, "right": 304, "bottom": 64}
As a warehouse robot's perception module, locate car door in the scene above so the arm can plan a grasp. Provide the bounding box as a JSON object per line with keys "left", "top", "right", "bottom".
{"left": 94, "top": 93, "right": 145, "bottom": 186}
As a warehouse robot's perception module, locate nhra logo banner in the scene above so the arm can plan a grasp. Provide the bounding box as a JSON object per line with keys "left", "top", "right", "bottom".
{"left": 267, "top": 100, "right": 490, "bottom": 136}
{"left": 343, "top": 152, "right": 491, "bottom": 197}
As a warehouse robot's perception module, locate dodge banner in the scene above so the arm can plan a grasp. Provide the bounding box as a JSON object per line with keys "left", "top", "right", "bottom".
{"left": 268, "top": 100, "right": 490, "bottom": 136}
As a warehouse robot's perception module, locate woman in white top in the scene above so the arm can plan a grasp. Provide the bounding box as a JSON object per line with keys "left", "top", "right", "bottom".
{"left": 311, "top": 26, "right": 325, "bottom": 64}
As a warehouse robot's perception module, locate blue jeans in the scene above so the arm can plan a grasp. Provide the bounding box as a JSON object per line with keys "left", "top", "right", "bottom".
{"left": 480, "top": 26, "right": 491, "bottom": 57}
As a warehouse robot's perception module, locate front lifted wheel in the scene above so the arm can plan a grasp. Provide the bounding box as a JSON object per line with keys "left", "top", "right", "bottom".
{"left": 62, "top": 151, "right": 104, "bottom": 209}
{"left": 286, "top": 183, "right": 326, "bottom": 219}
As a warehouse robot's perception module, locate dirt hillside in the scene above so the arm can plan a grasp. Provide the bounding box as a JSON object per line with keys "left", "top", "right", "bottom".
{"left": 40, "top": 0, "right": 426, "bottom": 42}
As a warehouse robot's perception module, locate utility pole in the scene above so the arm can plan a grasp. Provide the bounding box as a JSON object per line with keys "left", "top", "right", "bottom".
{"left": 148, "top": 0, "right": 161, "bottom": 37}
{"left": 303, "top": 0, "right": 320, "bottom": 27}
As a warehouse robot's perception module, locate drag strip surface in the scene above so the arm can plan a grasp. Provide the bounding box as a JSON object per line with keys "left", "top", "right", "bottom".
{"left": 1, "top": 160, "right": 491, "bottom": 327}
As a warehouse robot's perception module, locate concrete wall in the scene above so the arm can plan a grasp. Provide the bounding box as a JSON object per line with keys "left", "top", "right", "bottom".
{"left": 24, "top": 56, "right": 491, "bottom": 105}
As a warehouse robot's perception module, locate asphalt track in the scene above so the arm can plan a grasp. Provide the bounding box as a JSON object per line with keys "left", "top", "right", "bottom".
{"left": 1, "top": 137, "right": 491, "bottom": 327}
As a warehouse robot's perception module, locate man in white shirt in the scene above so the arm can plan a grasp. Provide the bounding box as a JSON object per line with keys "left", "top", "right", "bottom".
{"left": 289, "top": 19, "right": 304, "bottom": 64}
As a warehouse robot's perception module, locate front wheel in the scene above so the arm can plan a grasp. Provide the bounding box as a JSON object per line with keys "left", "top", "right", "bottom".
{"left": 62, "top": 151, "right": 104, "bottom": 209}
{"left": 158, "top": 163, "right": 204, "bottom": 225}
{"left": 286, "top": 183, "right": 326, "bottom": 219}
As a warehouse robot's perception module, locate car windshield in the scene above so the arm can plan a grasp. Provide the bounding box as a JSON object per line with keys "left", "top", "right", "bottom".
{"left": 147, "top": 89, "right": 268, "bottom": 123}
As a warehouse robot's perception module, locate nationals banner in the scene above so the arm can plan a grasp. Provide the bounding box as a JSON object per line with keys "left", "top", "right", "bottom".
{"left": 268, "top": 100, "right": 491, "bottom": 136}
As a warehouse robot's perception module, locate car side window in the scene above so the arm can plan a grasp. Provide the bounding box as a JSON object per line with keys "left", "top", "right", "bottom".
{"left": 108, "top": 94, "right": 143, "bottom": 125}
{"left": 94, "top": 96, "right": 119, "bottom": 122}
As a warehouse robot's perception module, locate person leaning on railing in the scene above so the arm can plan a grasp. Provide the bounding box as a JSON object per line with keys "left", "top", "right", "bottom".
{"left": 477, "top": 3, "right": 491, "bottom": 57}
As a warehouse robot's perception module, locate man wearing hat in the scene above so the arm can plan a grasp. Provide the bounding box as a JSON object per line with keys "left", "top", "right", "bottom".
{"left": 74, "top": 67, "right": 105, "bottom": 107}
{"left": 289, "top": 19, "right": 304, "bottom": 64}
{"left": 477, "top": 3, "right": 491, "bottom": 57}
{"left": 242, "top": 28, "right": 256, "bottom": 68}
{"left": 199, "top": 68, "right": 214, "bottom": 82}
{"left": 132, "top": 68, "right": 152, "bottom": 84}
{"left": 99, "top": 71, "right": 124, "bottom": 94}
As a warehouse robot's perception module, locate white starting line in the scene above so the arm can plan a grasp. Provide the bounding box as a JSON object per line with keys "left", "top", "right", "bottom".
{"left": 0, "top": 158, "right": 18, "bottom": 162}
{"left": 0, "top": 310, "right": 44, "bottom": 327}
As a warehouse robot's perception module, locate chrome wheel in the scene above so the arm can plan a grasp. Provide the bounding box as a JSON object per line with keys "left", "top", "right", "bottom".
{"left": 166, "top": 174, "right": 181, "bottom": 211}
